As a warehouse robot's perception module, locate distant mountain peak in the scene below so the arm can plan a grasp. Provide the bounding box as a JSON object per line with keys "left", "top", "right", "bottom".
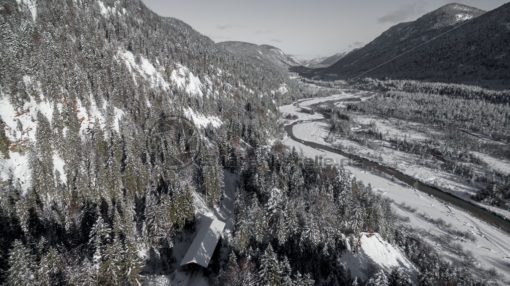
{"left": 299, "top": 1, "right": 510, "bottom": 89}
{"left": 260, "top": 44, "right": 279, "bottom": 50}
{"left": 421, "top": 3, "right": 485, "bottom": 28}
{"left": 438, "top": 3, "right": 482, "bottom": 12}
{"left": 218, "top": 41, "right": 300, "bottom": 69}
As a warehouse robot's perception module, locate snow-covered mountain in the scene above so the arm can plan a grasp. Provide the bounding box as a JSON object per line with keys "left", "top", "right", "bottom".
{"left": 412, "top": 3, "right": 485, "bottom": 29}
{"left": 301, "top": 52, "right": 346, "bottom": 68}
{"left": 218, "top": 41, "right": 301, "bottom": 71}
{"left": 294, "top": 3, "right": 510, "bottom": 89}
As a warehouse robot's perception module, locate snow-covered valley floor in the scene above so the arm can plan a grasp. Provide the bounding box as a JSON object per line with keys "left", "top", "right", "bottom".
{"left": 279, "top": 91, "right": 510, "bottom": 283}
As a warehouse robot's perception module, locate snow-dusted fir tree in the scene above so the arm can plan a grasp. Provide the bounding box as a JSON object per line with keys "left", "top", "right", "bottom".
{"left": 259, "top": 244, "right": 282, "bottom": 286}
{"left": 6, "top": 240, "right": 36, "bottom": 286}
{"left": 36, "top": 247, "right": 63, "bottom": 285}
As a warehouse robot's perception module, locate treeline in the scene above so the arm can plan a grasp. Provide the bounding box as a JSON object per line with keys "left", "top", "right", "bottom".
{"left": 348, "top": 91, "right": 510, "bottom": 139}
{"left": 353, "top": 78, "right": 510, "bottom": 104}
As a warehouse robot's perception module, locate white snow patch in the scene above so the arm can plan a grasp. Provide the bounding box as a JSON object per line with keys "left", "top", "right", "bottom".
{"left": 0, "top": 85, "right": 34, "bottom": 192}
{"left": 271, "top": 83, "right": 289, "bottom": 96}
{"left": 52, "top": 152, "right": 66, "bottom": 184}
{"left": 97, "top": 1, "right": 122, "bottom": 18}
{"left": 16, "top": 0, "right": 37, "bottom": 21}
{"left": 76, "top": 98, "right": 92, "bottom": 136}
{"left": 184, "top": 108, "right": 222, "bottom": 129}
{"left": 117, "top": 49, "right": 170, "bottom": 91}
{"left": 75, "top": 96, "right": 124, "bottom": 136}
{"left": 278, "top": 83, "right": 289, "bottom": 95}
{"left": 97, "top": 1, "right": 109, "bottom": 16}
{"left": 0, "top": 151, "right": 32, "bottom": 193}
{"left": 0, "top": 93, "right": 53, "bottom": 144}
{"left": 456, "top": 13, "right": 473, "bottom": 22}
{"left": 340, "top": 233, "right": 415, "bottom": 280}
{"left": 113, "top": 107, "right": 124, "bottom": 133}
{"left": 170, "top": 64, "right": 204, "bottom": 97}
{"left": 360, "top": 232, "right": 414, "bottom": 270}
{"left": 88, "top": 95, "right": 106, "bottom": 130}
{"left": 471, "top": 152, "right": 510, "bottom": 175}
{"left": 351, "top": 114, "right": 432, "bottom": 143}
{"left": 137, "top": 243, "right": 149, "bottom": 260}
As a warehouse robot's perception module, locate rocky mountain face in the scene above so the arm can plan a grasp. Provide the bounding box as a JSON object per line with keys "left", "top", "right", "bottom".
{"left": 295, "top": 3, "right": 510, "bottom": 89}
{"left": 218, "top": 41, "right": 301, "bottom": 71}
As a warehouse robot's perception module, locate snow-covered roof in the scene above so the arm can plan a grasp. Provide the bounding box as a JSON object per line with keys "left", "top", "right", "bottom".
{"left": 180, "top": 216, "right": 225, "bottom": 268}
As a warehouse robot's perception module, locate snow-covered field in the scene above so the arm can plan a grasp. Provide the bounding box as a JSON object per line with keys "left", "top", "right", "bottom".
{"left": 289, "top": 98, "right": 510, "bottom": 220}
{"left": 280, "top": 93, "right": 510, "bottom": 282}
{"left": 279, "top": 92, "right": 361, "bottom": 125}
{"left": 350, "top": 114, "right": 437, "bottom": 143}
{"left": 472, "top": 151, "right": 510, "bottom": 176}
{"left": 292, "top": 120, "right": 510, "bottom": 219}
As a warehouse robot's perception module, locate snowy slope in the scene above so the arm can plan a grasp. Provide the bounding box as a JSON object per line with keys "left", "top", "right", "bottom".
{"left": 341, "top": 232, "right": 416, "bottom": 279}
{"left": 359, "top": 232, "right": 414, "bottom": 270}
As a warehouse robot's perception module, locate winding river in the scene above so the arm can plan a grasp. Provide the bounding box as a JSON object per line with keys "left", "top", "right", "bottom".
{"left": 284, "top": 110, "right": 510, "bottom": 235}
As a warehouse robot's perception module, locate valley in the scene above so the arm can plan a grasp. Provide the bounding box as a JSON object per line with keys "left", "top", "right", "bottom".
{"left": 1, "top": 0, "right": 510, "bottom": 285}
{"left": 279, "top": 81, "right": 510, "bottom": 282}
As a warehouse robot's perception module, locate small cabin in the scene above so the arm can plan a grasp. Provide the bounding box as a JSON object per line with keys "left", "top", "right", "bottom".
{"left": 180, "top": 216, "right": 226, "bottom": 268}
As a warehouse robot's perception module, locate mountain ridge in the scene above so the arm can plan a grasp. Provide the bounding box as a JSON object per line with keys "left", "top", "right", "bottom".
{"left": 218, "top": 41, "right": 301, "bottom": 71}
{"left": 293, "top": 2, "right": 510, "bottom": 89}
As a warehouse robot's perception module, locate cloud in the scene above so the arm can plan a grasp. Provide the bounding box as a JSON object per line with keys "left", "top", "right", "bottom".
{"left": 378, "top": 3, "right": 425, "bottom": 24}
{"left": 349, "top": 41, "right": 364, "bottom": 48}
{"left": 216, "top": 24, "right": 238, "bottom": 30}
{"left": 210, "top": 34, "right": 233, "bottom": 42}
{"left": 270, "top": 38, "right": 282, "bottom": 43}
{"left": 255, "top": 29, "right": 272, "bottom": 35}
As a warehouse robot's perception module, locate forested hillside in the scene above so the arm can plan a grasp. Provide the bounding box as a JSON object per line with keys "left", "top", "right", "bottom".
{"left": 219, "top": 41, "right": 301, "bottom": 71}
{"left": 0, "top": 0, "right": 289, "bottom": 283}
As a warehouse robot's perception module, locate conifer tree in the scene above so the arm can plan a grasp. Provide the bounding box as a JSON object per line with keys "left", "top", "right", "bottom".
{"left": 6, "top": 240, "right": 36, "bottom": 286}
{"left": 259, "top": 244, "right": 282, "bottom": 286}
{"left": 37, "top": 247, "right": 63, "bottom": 285}
{"left": 223, "top": 251, "right": 241, "bottom": 285}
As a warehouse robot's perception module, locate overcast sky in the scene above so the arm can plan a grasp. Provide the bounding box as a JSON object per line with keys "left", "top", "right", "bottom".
{"left": 141, "top": 0, "right": 508, "bottom": 59}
